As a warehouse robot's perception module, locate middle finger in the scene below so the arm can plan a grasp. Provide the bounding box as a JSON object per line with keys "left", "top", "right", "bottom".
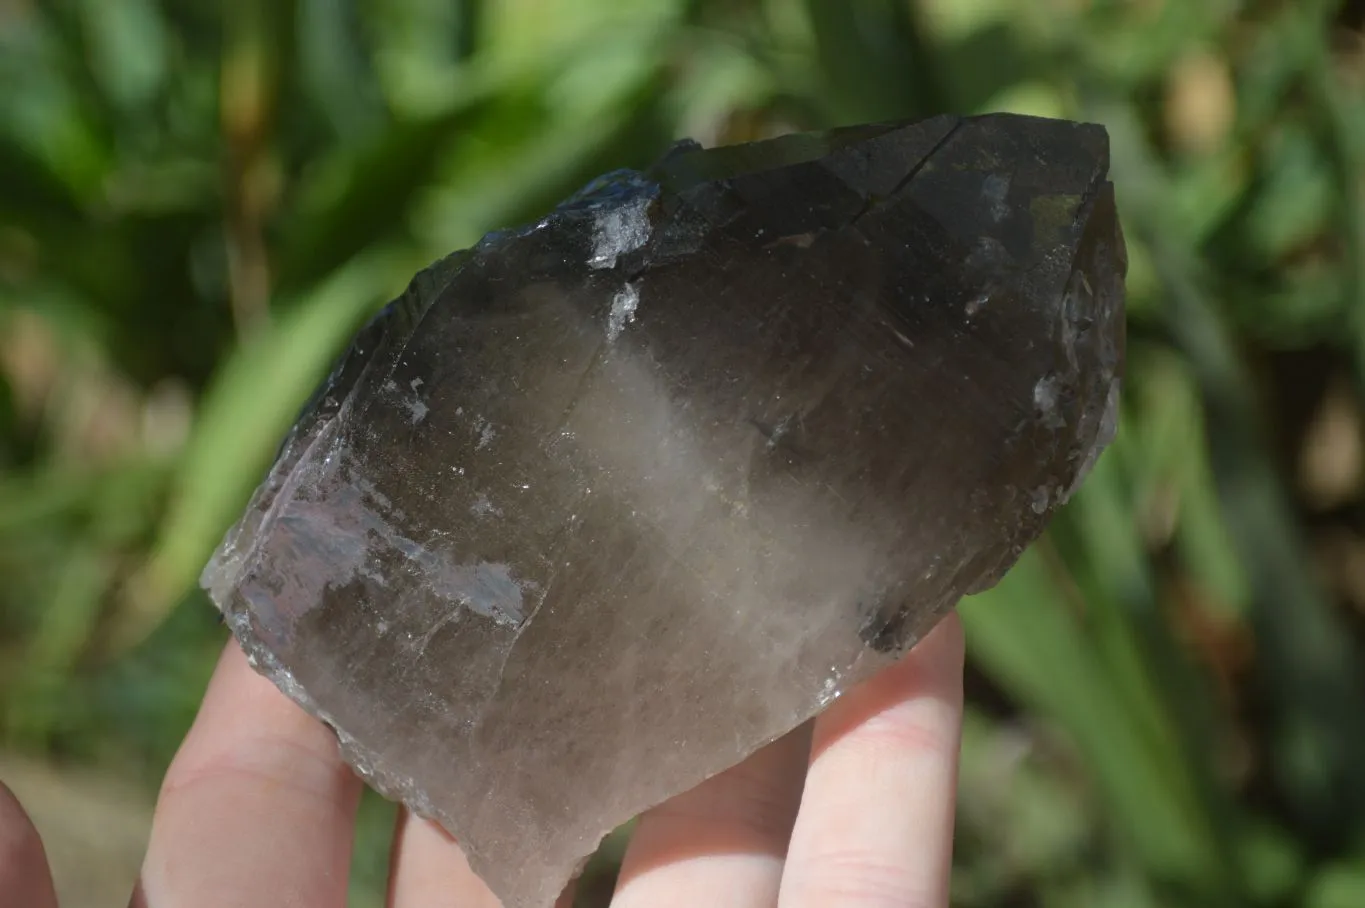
{"left": 611, "top": 724, "right": 811, "bottom": 908}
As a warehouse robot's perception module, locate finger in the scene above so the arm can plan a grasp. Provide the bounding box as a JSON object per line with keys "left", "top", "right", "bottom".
{"left": 386, "top": 810, "right": 497, "bottom": 908}
{"left": 611, "top": 725, "right": 811, "bottom": 908}
{"left": 0, "top": 780, "right": 58, "bottom": 908}
{"left": 136, "top": 641, "right": 363, "bottom": 908}
{"left": 387, "top": 809, "right": 576, "bottom": 908}
{"left": 779, "top": 613, "right": 964, "bottom": 908}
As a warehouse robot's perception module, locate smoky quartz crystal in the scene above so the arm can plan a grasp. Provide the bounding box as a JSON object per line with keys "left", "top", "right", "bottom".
{"left": 203, "top": 112, "right": 1125, "bottom": 907}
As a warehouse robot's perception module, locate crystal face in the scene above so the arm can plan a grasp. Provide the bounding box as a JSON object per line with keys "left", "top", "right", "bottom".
{"left": 203, "top": 113, "right": 1126, "bottom": 907}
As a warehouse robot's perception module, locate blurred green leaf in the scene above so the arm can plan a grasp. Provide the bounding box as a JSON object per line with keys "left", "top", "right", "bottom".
{"left": 297, "top": 0, "right": 385, "bottom": 140}
{"left": 73, "top": 0, "right": 168, "bottom": 114}
{"left": 1071, "top": 0, "right": 1231, "bottom": 90}
{"left": 1305, "top": 862, "right": 1365, "bottom": 908}
{"left": 1242, "top": 123, "right": 1334, "bottom": 261}
{"left": 1124, "top": 157, "right": 1365, "bottom": 841}
{"left": 0, "top": 133, "right": 86, "bottom": 223}
{"left": 275, "top": 92, "right": 497, "bottom": 293}
{"left": 955, "top": 708, "right": 1091, "bottom": 903}
{"left": 0, "top": 4, "right": 111, "bottom": 197}
{"left": 1236, "top": 820, "right": 1304, "bottom": 905}
{"left": 802, "top": 0, "right": 945, "bottom": 122}
{"left": 348, "top": 788, "right": 398, "bottom": 907}
{"left": 960, "top": 534, "right": 1237, "bottom": 899}
{"left": 934, "top": 22, "right": 1043, "bottom": 114}
{"left": 3, "top": 545, "right": 108, "bottom": 747}
{"left": 1120, "top": 343, "right": 1249, "bottom": 616}
{"left": 122, "top": 250, "right": 402, "bottom": 648}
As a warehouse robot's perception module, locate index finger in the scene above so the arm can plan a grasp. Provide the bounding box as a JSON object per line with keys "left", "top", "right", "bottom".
{"left": 135, "top": 640, "right": 363, "bottom": 908}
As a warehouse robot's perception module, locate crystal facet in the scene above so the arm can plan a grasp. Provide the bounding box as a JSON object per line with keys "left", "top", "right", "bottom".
{"left": 203, "top": 113, "right": 1126, "bottom": 907}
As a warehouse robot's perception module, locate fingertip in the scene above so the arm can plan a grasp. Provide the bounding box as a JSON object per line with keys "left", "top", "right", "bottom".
{"left": 811, "top": 611, "right": 964, "bottom": 761}
{"left": 200, "top": 637, "right": 294, "bottom": 720}
{"left": 920, "top": 610, "right": 966, "bottom": 684}
{"left": 900, "top": 610, "right": 965, "bottom": 683}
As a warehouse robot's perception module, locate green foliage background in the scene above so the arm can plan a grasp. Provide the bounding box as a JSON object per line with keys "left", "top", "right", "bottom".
{"left": 3, "top": 0, "right": 1365, "bottom": 905}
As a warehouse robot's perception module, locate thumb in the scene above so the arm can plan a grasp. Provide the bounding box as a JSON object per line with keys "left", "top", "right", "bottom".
{"left": 0, "top": 779, "right": 59, "bottom": 908}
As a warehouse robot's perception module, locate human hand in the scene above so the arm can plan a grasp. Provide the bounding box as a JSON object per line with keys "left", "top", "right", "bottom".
{"left": 0, "top": 614, "right": 963, "bottom": 907}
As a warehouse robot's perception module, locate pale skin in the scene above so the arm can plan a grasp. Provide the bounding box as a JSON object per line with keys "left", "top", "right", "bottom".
{"left": 0, "top": 613, "right": 963, "bottom": 908}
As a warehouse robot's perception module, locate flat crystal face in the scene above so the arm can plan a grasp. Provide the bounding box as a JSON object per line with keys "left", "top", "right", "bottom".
{"left": 202, "top": 112, "right": 1126, "bottom": 908}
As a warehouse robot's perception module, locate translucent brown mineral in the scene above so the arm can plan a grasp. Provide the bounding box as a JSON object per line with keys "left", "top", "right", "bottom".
{"left": 202, "top": 112, "right": 1126, "bottom": 907}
